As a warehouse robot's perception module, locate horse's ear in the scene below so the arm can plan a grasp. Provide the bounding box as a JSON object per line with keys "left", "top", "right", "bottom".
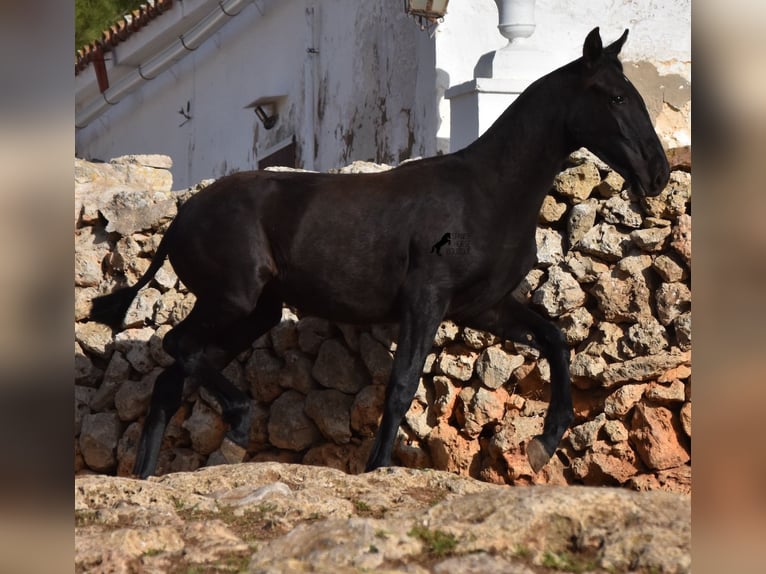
{"left": 605, "top": 29, "right": 629, "bottom": 56}
{"left": 583, "top": 27, "right": 603, "bottom": 65}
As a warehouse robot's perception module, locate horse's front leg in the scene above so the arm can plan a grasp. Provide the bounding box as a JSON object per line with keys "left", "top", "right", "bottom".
{"left": 366, "top": 282, "right": 449, "bottom": 471}
{"left": 465, "top": 295, "right": 574, "bottom": 472}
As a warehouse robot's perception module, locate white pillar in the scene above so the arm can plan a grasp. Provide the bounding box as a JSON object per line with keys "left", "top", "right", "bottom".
{"left": 446, "top": 0, "right": 560, "bottom": 152}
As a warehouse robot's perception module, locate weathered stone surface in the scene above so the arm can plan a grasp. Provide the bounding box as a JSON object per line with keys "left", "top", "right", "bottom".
{"left": 183, "top": 401, "right": 226, "bottom": 455}
{"left": 436, "top": 347, "right": 477, "bottom": 381}
{"left": 461, "top": 327, "right": 499, "bottom": 350}
{"left": 620, "top": 317, "right": 669, "bottom": 357}
{"left": 601, "top": 351, "right": 689, "bottom": 388}
{"left": 569, "top": 413, "right": 607, "bottom": 451}
{"left": 671, "top": 213, "right": 691, "bottom": 266}
{"left": 603, "top": 420, "right": 629, "bottom": 443}
{"left": 563, "top": 251, "right": 609, "bottom": 283}
{"left": 297, "top": 316, "right": 336, "bottom": 354}
{"left": 553, "top": 162, "right": 600, "bottom": 203}
{"left": 645, "top": 380, "right": 686, "bottom": 405}
{"left": 603, "top": 383, "right": 648, "bottom": 418}
{"left": 269, "top": 319, "right": 298, "bottom": 357}
{"left": 114, "top": 370, "right": 157, "bottom": 422}
{"left": 631, "top": 226, "right": 672, "bottom": 252}
{"left": 531, "top": 265, "right": 586, "bottom": 317}
{"left": 539, "top": 195, "right": 567, "bottom": 223}
{"left": 267, "top": 391, "right": 322, "bottom": 451}
{"left": 595, "top": 169, "right": 625, "bottom": 198}
{"left": 350, "top": 384, "right": 385, "bottom": 437}
{"left": 656, "top": 282, "right": 692, "bottom": 326}
{"left": 312, "top": 339, "right": 369, "bottom": 393}
{"left": 577, "top": 223, "right": 632, "bottom": 262}
{"left": 557, "top": 306, "right": 594, "bottom": 344}
{"left": 427, "top": 420, "right": 481, "bottom": 475}
{"left": 305, "top": 389, "right": 354, "bottom": 444}
{"left": 590, "top": 268, "right": 652, "bottom": 323}
{"left": 566, "top": 199, "right": 599, "bottom": 247}
{"left": 75, "top": 227, "right": 111, "bottom": 286}
{"left": 652, "top": 253, "right": 688, "bottom": 282}
{"left": 630, "top": 404, "right": 690, "bottom": 470}
{"left": 535, "top": 227, "right": 564, "bottom": 266}
{"left": 571, "top": 441, "right": 639, "bottom": 485}
{"left": 456, "top": 385, "right": 510, "bottom": 437}
{"left": 114, "top": 327, "right": 157, "bottom": 373}
{"left": 570, "top": 352, "right": 607, "bottom": 387}
{"left": 433, "top": 320, "right": 460, "bottom": 346}
{"left": 680, "top": 402, "right": 692, "bottom": 437}
{"left": 123, "top": 287, "right": 161, "bottom": 328}
{"left": 280, "top": 349, "right": 317, "bottom": 394}
{"left": 245, "top": 349, "right": 284, "bottom": 403}
{"left": 100, "top": 189, "right": 178, "bottom": 236}
{"left": 359, "top": 332, "right": 393, "bottom": 385}
{"left": 674, "top": 312, "right": 692, "bottom": 351}
{"left": 79, "top": 412, "right": 122, "bottom": 471}
{"left": 76, "top": 321, "right": 114, "bottom": 359}
{"left": 642, "top": 170, "right": 691, "bottom": 220}
{"left": 601, "top": 193, "right": 643, "bottom": 228}
{"left": 475, "top": 346, "right": 524, "bottom": 389}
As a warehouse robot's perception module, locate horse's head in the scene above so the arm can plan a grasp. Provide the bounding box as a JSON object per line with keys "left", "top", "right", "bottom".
{"left": 567, "top": 27, "right": 670, "bottom": 197}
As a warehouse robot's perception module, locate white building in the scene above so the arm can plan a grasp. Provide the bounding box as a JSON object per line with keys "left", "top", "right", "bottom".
{"left": 75, "top": 0, "right": 690, "bottom": 189}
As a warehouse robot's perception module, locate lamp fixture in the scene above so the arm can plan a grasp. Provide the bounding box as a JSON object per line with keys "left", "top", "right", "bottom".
{"left": 254, "top": 104, "right": 278, "bottom": 129}
{"left": 405, "top": 0, "right": 449, "bottom": 32}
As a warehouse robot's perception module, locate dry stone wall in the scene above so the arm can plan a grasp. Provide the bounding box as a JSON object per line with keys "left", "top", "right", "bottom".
{"left": 74, "top": 149, "right": 691, "bottom": 492}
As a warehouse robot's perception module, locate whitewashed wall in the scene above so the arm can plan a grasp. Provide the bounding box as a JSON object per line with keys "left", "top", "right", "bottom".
{"left": 75, "top": 0, "right": 690, "bottom": 189}
{"left": 433, "top": 0, "right": 691, "bottom": 146}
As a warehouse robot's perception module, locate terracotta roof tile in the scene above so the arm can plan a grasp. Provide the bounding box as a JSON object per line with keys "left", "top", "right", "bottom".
{"left": 75, "top": 0, "right": 174, "bottom": 75}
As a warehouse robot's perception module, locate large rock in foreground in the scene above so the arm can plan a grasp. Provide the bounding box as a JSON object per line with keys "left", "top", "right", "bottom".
{"left": 75, "top": 463, "right": 690, "bottom": 573}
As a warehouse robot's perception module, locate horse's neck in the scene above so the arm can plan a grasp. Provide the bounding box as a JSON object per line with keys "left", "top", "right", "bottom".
{"left": 460, "top": 73, "right": 575, "bottom": 200}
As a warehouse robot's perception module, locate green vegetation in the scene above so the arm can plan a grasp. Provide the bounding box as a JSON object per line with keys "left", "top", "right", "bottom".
{"left": 75, "top": 0, "right": 146, "bottom": 51}
{"left": 407, "top": 524, "right": 458, "bottom": 558}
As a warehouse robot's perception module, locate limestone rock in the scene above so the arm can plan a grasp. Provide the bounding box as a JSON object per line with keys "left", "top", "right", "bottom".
{"left": 656, "top": 282, "right": 691, "bottom": 326}
{"left": 601, "top": 193, "right": 643, "bottom": 228}
{"left": 671, "top": 213, "right": 691, "bottom": 266}
{"left": 297, "top": 316, "right": 336, "bottom": 354}
{"left": 590, "top": 268, "right": 652, "bottom": 323}
{"left": 531, "top": 265, "right": 586, "bottom": 317}
{"left": 539, "top": 195, "right": 567, "bottom": 223}
{"left": 642, "top": 170, "right": 691, "bottom": 220}
{"left": 461, "top": 327, "right": 499, "bottom": 350}
{"left": 114, "top": 370, "right": 157, "bottom": 422}
{"left": 182, "top": 400, "right": 226, "bottom": 455}
{"left": 630, "top": 403, "right": 690, "bottom": 470}
{"left": 114, "top": 327, "right": 157, "bottom": 374}
{"left": 652, "top": 253, "right": 688, "bottom": 282}
{"left": 267, "top": 390, "right": 322, "bottom": 451}
{"left": 100, "top": 189, "right": 178, "bottom": 236}
{"left": 79, "top": 412, "right": 122, "bottom": 472}
{"left": 312, "top": 339, "right": 369, "bottom": 393}
{"left": 631, "top": 226, "right": 672, "bottom": 252}
{"left": 600, "top": 351, "right": 690, "bottom": 388}
{"left": 557, "top": 306, "right": 594, "bottom": 345}
{"left": 679, "top": 402, "right": 692, "bottom": 437}
{"left": 620, "top": 317, "right": 669, "bottom": 358}
{"left": 350, "top": 384, "right": 385, "bottom": 437}
{"left": 577, "top": 223, "right": 632, "bottom": 262}
{"left": 436, "top": 347, "right": 477, "bottom": 382}
{"left": 359, "top": 332, "right": 393, "bottom": 385}
{"left": 427, "top": 421, "right": 481, "bottom": 475}
{"left": 569, "top": 413, "right": 607, "bottom": 451}
{"left": 433, "top": 320, "right": 460, "bottom": 346}
{"left": 535, "top": 227, "right": 564, "bottom": 267}
{"left": 305, "top": 389, "right": 355, "bottom": 444}
{"left": 603, "top": 383, "right": 647, "bottom": 418}
{"left": 245, "top": 349, "right": 284, "bottom": 403}
{"left": 475, "top": 346, "right": 524, "bottom": 390}
{"left": 567, "top": 199, "right": 599, "bottom": 247}
{"left": 553, "top": 162, "right": 600, "bottom": 203}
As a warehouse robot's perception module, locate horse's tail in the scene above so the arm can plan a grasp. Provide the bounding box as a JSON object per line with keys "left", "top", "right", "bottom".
{"left": 89, "top": 223, "right": 176, "bottom": 328}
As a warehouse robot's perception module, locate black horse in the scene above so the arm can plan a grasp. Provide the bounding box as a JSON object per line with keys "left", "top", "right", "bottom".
{"left": 90, "top": 28, "right": 669, "bottom": 478}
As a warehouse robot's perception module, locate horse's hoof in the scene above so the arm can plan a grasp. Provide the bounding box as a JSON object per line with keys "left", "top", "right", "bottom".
{"left": 527, "top": 437, "right": 551, "bottom": 473}
{"left": 220, "top": 437, "right": 247, "bottom": 464}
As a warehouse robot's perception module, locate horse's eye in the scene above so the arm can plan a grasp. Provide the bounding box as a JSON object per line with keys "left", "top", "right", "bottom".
{"left": 610, "top": 95, "right": 625, "bottom": 105}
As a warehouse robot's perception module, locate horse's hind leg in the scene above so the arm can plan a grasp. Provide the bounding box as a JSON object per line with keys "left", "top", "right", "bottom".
{"left": 465, "top": 296, "right": 573, "bottom": 473}
{"left": 366, "top": 281, "right": 448, "bottom": 471}
{"left": 134, "top": 286, "right": 280, "bottom": 478}
{"left": 195, "top": 287, "right": 282, "bottom": 454}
